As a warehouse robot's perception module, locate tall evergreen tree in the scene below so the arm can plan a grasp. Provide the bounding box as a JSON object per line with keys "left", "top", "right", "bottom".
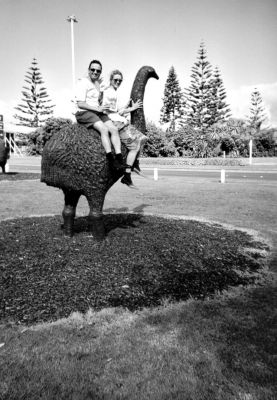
{"left": 183, "top": 42, "right": 214, "bottom": 131}
{"left": 14, "top": 58, "right": 55, "bottom": 127}
{"left": 160, "top": 66, "right": 183, "bottom": 130}
{"left": 209, "top": 66, "right": 231, "bottom": 124}
{"left": 247, "top": 88, "right": 267, "bottom": 132}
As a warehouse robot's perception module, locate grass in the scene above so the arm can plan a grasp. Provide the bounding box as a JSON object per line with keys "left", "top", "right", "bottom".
{"left": 0, "top": 171, "right": 276, "bottom": 399}
{"left": 0, "top": 283, "right": 276, "bottom": 399}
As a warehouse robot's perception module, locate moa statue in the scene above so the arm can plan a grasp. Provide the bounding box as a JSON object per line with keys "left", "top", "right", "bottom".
{"left": 41, "top": 66, "right": 159, "bottom": 239}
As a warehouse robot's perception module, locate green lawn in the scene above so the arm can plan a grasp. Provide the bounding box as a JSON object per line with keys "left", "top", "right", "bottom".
{"left": 0, "top": 283, "right": 276, "bottom": 400}
{"left": 0, "top": 171, "right": 276, "bottom": 399}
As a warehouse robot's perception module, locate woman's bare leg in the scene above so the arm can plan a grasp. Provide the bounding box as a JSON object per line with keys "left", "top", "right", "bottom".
{"left": 126, "top": 149, "right": 138, "bottom": 167}
{"left": 104, "top": 120, "right": 122, "bottom": 154}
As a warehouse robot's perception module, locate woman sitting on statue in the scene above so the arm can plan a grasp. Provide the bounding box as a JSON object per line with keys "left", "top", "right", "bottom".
{"left": 101, "top": 69, "right": 147, "bottom": 188}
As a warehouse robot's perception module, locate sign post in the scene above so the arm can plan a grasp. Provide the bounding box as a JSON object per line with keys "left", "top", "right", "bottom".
{"left": 220, "top": 169, "right": 225, "bottom": 183}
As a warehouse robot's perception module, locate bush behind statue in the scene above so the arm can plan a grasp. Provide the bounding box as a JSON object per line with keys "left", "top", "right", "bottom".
{"left": 26, "top": 117, "right": 276, "bottom": 158}
{"left": 142, "top": 118, "right": 276, "bottom": 158}
{"left": 26, "top": 118, "right": 73, "bottom": 155}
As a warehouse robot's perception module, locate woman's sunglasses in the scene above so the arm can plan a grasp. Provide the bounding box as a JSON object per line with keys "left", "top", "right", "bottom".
{"left": 113, "top": 79, "right": 122, "bottom": 83}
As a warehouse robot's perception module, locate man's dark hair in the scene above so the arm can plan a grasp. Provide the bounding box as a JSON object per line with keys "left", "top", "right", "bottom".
{"left": 88, "top": 60, "right": 102, "bottom": 70}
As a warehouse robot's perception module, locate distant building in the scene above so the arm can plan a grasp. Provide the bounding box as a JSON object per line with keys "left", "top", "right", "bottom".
{"left": 2, "top": 119, "right": 35, "bottom": 156}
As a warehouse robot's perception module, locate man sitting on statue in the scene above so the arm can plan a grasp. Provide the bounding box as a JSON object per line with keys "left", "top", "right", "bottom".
{"left": 74, "top": 60, "right": 126, "bottom": 172}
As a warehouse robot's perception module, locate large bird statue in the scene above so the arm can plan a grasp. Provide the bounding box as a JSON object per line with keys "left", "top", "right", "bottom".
{"left": 41, "top": 66, "right": 159, "bottom": 239}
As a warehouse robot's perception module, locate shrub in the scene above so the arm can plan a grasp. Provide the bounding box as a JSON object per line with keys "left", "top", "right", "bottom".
{"left": 175, "top": 125, "right": 219, "bottom": 158}
{"left": 14, "top": 132, "right": 29, "bottom": 147}
{"left": 26, "top": 118, "right": 73, "bottom": 155}
{"left": 143, "top": 122, "right": 170, "bottom": 157}
{"left": 171, "top": 127, "right": 193, "bottom": 156}
{"left": 160, "top": 139, "right": 179, "bottom": 157}
{"left": 207, "top": 119, "right": 253, "bottom": 157}
{"left": 253, "top": 128, "right": 276, "bottom": 157}
{"left": 232, "top": 135, "right": 249, "bottom": 157}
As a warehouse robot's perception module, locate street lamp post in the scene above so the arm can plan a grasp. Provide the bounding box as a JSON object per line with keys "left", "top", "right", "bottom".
{"left": 66, "top": 15, "right": 78, "bottom": 92}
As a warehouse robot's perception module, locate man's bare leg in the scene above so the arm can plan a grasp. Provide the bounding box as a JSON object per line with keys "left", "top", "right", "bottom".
{"left": 93, "top": 121, "right": 124, "bottom": 170}
{"left": 93, "top": 121, "right": 112, "bottom": 153}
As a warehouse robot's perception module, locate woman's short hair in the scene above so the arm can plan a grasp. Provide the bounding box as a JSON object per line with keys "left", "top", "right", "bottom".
{"left": 110, "top": 69, "right": 123, "bottom": 82}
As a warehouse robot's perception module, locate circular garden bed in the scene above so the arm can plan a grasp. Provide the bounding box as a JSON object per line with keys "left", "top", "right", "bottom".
{"left": 0, "top": 214, "right": 269, "bottom": 325}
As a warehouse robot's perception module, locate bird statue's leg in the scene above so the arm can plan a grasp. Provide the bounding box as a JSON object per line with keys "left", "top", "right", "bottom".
{"left": 87, "top": 197, "right": 106, "bottom": 241}
{"left": 62, "top": 189, "right": 81, "bottom": 237}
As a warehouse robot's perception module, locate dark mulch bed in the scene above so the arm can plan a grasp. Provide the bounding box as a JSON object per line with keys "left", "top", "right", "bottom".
{"left": 0, "top": 214, "right": 269, "bottom": 325}
{"left": 0, "top": 172, "right": 41, "bottom": 181}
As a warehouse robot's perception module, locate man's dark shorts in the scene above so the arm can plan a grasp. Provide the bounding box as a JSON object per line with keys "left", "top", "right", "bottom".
{"left": 75, "top": 110, "right": 110, "bottom": 128}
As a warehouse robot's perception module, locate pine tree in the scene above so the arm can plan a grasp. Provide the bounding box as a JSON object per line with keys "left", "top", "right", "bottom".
{"left": 247, "top": 88, "right": 266, "bottom": 132}
{"left": 209, "top": 66, "right": 231, "bottom": 124}
{"left": 160, "top": 66, "right": 183, "bottom": 131}
{"left": 14, "top": 58, "right": 55, "bottom": 127}
{"left": 183, "top": 42, "right": 214, "bottom": 131}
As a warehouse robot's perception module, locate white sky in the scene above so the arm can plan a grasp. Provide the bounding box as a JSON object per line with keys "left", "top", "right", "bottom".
{"left": 1, "top": 0, "right": 277, "bottom": 132}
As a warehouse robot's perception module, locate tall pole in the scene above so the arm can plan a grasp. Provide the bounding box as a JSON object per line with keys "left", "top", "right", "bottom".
{"left": 66, "top": 15, "right": 78, "bottom": 92}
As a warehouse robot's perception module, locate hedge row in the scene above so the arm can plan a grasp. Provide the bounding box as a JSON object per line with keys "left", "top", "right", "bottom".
{"left": 25, "top": 118, "right": 277, "bottom": 159}
{"left": 139, "top": 157, "right": 247, "bottom": 166}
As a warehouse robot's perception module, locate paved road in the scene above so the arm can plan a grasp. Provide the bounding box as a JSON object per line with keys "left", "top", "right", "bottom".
{"left": 6, "top": 161, "right": 277, "bottom": 181}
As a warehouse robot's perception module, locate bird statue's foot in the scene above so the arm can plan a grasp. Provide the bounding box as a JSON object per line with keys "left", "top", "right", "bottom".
{"left": 62, "top": 206, "right": 76, "bottom": 237}
{"left": 62, "top": 215, "right": 74, "bottom": 237}
{"left": 88, "top": 215, "right": 106, "bottom": 241}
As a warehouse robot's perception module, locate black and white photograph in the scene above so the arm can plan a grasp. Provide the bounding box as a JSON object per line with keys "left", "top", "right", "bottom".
{"left": 0, "top": 0, "right": 276, "bottom": 398}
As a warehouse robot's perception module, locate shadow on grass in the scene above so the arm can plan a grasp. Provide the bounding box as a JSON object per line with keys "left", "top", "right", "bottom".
{"left": 104, "top": 203, "right": 152, "bottom": 215}
{"left": 72, "top": 212, "right": 146, "bottom": 234}
{"left": 0, "top": 214, "right": 270, "bottom": 325}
